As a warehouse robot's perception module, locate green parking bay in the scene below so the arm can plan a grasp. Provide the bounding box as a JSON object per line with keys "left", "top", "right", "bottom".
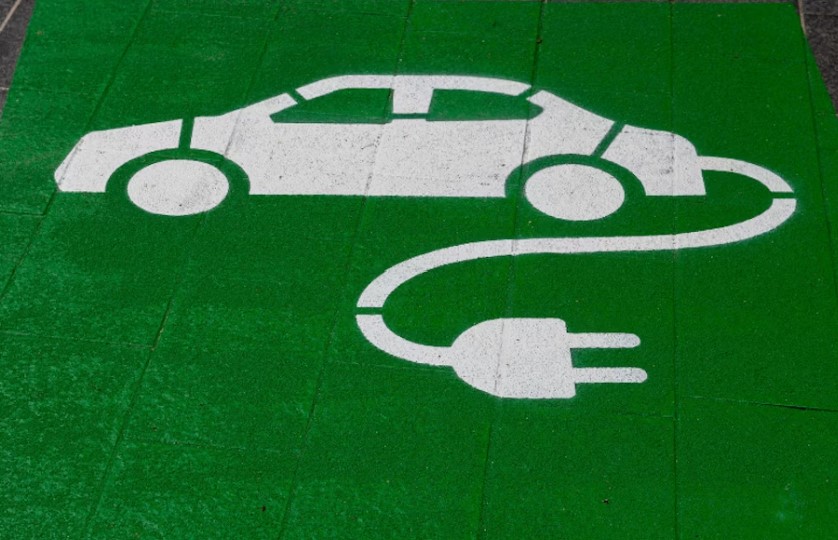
{"left": 2, "top": 0, "right": 838, "bottom": 537}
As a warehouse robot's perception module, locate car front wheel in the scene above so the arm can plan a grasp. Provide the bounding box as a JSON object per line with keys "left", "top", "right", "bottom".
{"left": 126, "top": 159, "right": 230, "bottom": 216}
{"left": 523, "top": 163, "right": 626, "bottom": 221}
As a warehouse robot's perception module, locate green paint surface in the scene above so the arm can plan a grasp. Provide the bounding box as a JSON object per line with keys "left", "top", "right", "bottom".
{"left": 1, "top": 1, "right": 837, "bottom": 538}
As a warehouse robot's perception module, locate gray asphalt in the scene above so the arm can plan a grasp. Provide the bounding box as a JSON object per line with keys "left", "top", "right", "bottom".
{"left": 0, "top": 0, "right": 33, "bottom": 116}
{"left": 0, "top": 0, "right": 835, "bottom": 120}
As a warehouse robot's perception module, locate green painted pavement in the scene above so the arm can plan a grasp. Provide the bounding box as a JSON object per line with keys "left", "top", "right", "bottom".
{"left": 1, "top": 1, "right": 837, "bottom": 538}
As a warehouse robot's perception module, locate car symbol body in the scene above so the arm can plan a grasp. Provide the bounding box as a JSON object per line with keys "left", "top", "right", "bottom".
{"left": 55, "top": 74, "right": 765, "bottom": 218}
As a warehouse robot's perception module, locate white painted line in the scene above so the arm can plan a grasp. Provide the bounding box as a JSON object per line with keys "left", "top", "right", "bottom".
{"left": 357, "top": 199, "right": 796, "bottom": 308}
{"left": 357, "top": 314, "right": 450, "bottom": 366}
{"left": 0, "top": 0, "right": 24, "bottom": 36}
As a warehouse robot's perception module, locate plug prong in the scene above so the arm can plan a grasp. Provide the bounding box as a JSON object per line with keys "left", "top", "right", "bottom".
{"left": 568, "top": 332, "right": 641, "bottom": 349}
{"left": 573, "top": 367, "right": 648, "bottom": 384}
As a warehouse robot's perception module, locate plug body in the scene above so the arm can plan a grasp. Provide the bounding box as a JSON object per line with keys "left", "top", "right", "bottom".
{"left": 448, "top": 318, "right": 644, "bottom": 398}
{"left": 357, "top": 314, "right": 647, "bottom": 399}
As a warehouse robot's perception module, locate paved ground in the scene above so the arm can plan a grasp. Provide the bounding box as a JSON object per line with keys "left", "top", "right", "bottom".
{"left": 1, "top": 1, "right": 837, "bottom": 538}
{"left": 8, "top": 0, "right": 838, "bottom": 117}
{"left": 0, "top": 0, "right": 33, "bottom": 115}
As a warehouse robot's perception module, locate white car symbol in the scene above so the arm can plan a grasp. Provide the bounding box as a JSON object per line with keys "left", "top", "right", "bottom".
{"left": 53, "top": 74, "right": 760, "bottom": 220}
{"left": 54, "top": 74, "right": 797, "bottom": 399}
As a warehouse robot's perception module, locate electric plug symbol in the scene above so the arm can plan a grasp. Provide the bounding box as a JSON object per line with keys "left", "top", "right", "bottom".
{"left": 357, "top": 315, "right": 647, "bottom": 399}
{"left": 448, "top": 318, "right": 645, "bottom": 398}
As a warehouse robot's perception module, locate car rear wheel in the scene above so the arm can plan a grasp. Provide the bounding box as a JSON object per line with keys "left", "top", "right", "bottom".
{"left": 523, "top": 163, "right": 625, "bottom": 221}
{"left": 126, "top": 159, "right": 229, "bottom": 216}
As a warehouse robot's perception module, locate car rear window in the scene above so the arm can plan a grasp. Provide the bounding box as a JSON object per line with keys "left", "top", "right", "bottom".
{"left": 271, "top": 88, "right": 393, "bottom": 124}
{"left": 271, "top": 88, "right": 541, "bottom": 123}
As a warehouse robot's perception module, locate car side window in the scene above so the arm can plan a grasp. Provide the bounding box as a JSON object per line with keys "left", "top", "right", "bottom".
{"left": 271, "top": 88, "right": 393, "bottom": 124}
{"left": 425, "top": 90, "right": 541, "bottom": 122}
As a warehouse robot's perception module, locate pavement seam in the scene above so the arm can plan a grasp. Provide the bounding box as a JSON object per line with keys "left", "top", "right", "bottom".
{"left": 129, "top": 433, "right": 292, "bottom": 455}
{"left": 474, "top": 420, "right": 497, "bottom": 538}
{"left": 79, "top": 217, "right": 204, "bottom": 537}
{"left": 78, "top": 3, "right": 293, "bottom": 532}
{"left": 686, "top": 394, "right": 838, "bottom": 414}
{"left": 0, "top": 208, "right": 42, "bottom": 217}
{"left": 475, "top": 2, "right": 547, "bottom": 537}
{"left": 0, "top": 0, "right": 153, "bottom": 309}
{"left": 801, "top": 29, "right": 838, "bottom": 306}
{"left": 272, "top": 188, "right": 373, "bottom": 540}
{"left": 273, "top": 3, "right": 417, "bottom": 538}
{"left": 0, "top": 328, "right": 153, "bottom": 350}
{"left": 0, "top": 213, "right": 43, "bottom": 305}
{"left": 150, "top": 7, "right": 277, "bottom": 21}
{"left": 68, "top": 2, "right": 167, "bottom": 535}
{"left": 668, "top": 4, "right": 680, "bottom": 540}
{"left": 79, "top": 351, "right": 153, "bottom": 537}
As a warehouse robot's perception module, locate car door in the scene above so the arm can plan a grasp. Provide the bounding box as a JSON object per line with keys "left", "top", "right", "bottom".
{"left": 233, "top": 86, "right": 389, "bottom": 196}
{"left": 369, "top": 76, "right": 533, "bottom": 199}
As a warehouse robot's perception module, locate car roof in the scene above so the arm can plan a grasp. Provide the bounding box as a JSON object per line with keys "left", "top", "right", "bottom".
{"left": 296, "top": 75, "right": 531, "bottom": 115}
